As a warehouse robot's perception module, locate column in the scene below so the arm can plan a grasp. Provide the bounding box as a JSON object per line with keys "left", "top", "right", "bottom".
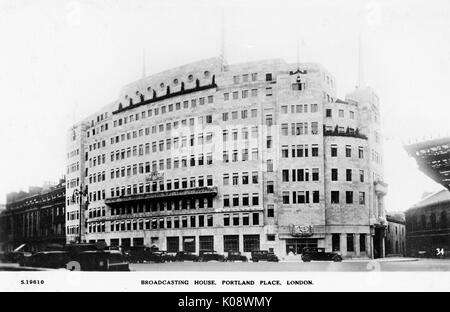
{"left": 355, "top": 234, "right": 361, "bottom": 257}
{"left": 340, "top": 234, "right": 347, "bottom": 257}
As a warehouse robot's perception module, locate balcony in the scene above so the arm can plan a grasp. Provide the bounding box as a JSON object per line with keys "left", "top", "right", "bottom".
{"left": 323, "top": 125, "right": 368, "bottom": 140}
{"left": 104, "top": 186, "right": 218, "bottom": 205}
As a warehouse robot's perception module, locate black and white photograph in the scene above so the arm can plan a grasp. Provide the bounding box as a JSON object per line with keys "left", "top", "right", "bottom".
{"left": 0, "top": 0, "right": 449, "bottom": 293}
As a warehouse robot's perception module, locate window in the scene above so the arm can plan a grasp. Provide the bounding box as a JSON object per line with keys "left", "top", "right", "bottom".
{"left": 233, "top": 75, "right": 239, "bottom": 84}
{"left": 265, "top": 73, "right": 272, "bottom": 81}
{"left": 266, "top": 136, "right": 272, "bottom": 148}
{"left": 346, "top": 169, "right": 352, "bottom": 182}
{"left": 282, "top": 191, "right": 290, "bottom": 204}
{"left": 359, "top": 192, "right": 366, "bottom": 205}
{"left": 242, "top": 172, "right": 249, "bottom": 184}
{"left": 311, "top": 122, "right": 318, "bottom": 135}
{"left": 312, "top": 168, "right": 319, "bottom": 181}
{"left": 358, "top": 147, "right": 364, "bottom": 159}
{"left": 360, "top": 234, "right": 366, "bottom": 252}
{"left": 347, "top": 234, "right": 354, "bottom": 252}
{"left": 252, "top": 73, "right": 258, "bottom": 81}
{"left": 252, "top": 172, "right": 258, "bottom": 184}
{"left": 332, "top": 234, "right": 340, "bottom": 251}
{"left": 360, "top": 170, "right": 364, "bottom": 182}
{"left": 265, "top": 87, "right": 272, "bottom": 96}
{"left": 311, "top": 104, "right": 318, "bottom": 112}
{"left": 232, "top": 91, "right": 239, "bottom": 100}
{"left": 267, "top": 159, "right": 273, "bottom": 172}
{"left": 267, "top": 181, "right": 274, "bottom": 194}
{"left": 331, "top": 145, "right": 338, "bottom": 157}
{"left": 267, "top": 205, "right": 274, "bottom": 217}
{"left": 224, "top": 214, "right": 230, "bottom": 226}
{"left": 252, "top": 213, "right": 259, "bottom": 225}
{"left": 224, "top": 93, "right": 229, "bottom": 101}
{"left": 224, "top": 235, "right": 239, "bottom": 252}
{"left": 313, "top": 191, "right": 319, "bottom": 203}
{"left": 339, "top": 109, "right": 344, "bottom": 118}
{"left": 199, "top": 236, "right": 214, "bottom": 251}
{"left": 331, "top": 169, "right": 338, "bottom": 181}
{"left": 282, "top": 169, "right": 289, "bottom": 182}
{"left": 326, "top": 109, "right": 332, "bottom": 117}
{"left": 331, "top": 191, "right": 339, "bottom": 204}
{"left": 244, "top": 235, "right": 260, "bottom": 252}
{"left": 282, "top": 146, "right": 289, "bottom": 158}
{"left": 346, "top": 191, "right": 353, "bottom": 204}
{"left": 281, "top": 124, "right": 288, "bottom": 136}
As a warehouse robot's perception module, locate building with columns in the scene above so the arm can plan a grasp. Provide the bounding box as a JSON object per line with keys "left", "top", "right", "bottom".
{"left": 66, "top": 57, "right": 387, "bottom": 258}
{"left": 0, "top": 179, "right": 66, "bottom": 252}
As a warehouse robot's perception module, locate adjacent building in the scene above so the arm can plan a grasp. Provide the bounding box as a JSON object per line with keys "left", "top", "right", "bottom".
{"left": 66, "top": 57, "right": 387, "bottom": 258}
{"left": 405, "top": 137, "right": 450, "bottom": 258}
{"left": 385, "top": 212, "right": 406, "bottom": 256}
{"left": 0, "top": 179, "right": 66, "bottom": 252}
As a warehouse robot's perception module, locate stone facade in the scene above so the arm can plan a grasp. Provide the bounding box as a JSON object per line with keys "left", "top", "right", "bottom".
{"left": 0, "top": 180, "right": 66, "bottom": 252}
{"left": 385, "top": 212, "right": 406, "bottom": 256}
{"left": 405, "top": 190, "right": 450, "bottom": 258}
{"left": 66, "top": 57, "right": 387, "bottom": 259}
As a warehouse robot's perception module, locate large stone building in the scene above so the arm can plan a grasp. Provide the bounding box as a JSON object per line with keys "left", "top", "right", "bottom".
{"left": 0, "top": 179, "right": 66, "bottom": 252}
{"left": 405, "top": 137, "right": 450, "bottom": 258}
{"left": 66, "top": 57, "right": 387, "bottom": 258}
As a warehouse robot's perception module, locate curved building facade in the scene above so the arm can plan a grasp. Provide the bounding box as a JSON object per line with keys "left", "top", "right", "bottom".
{"left": 65, "top": 57, "right": 387, "bottom": 258}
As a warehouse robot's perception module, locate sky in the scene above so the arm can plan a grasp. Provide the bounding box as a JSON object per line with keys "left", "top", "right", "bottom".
{"left": 0, "top": 0, "right": 448, "bottom": 211}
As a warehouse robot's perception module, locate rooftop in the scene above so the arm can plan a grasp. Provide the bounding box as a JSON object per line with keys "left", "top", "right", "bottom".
{"left": 408, "top": 188, "right": 450, "bottom": 211}
{"left": 405, "top": 136, "right": 450, "bottom": 191}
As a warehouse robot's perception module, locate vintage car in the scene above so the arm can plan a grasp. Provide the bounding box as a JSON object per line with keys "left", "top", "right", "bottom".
{"left": 225, "top": 250, "right": 248, "bottom": 262}
{"left": 2, "top": 244, "right": 31, "bottom": 263}
{"left": 19, "top": 251, "right": 71, "bottom": 269}
{"left": 301, "top": 247, "right": 343, "bottom": 262}
{"left": 74, "top": 250, "right": 130, "bottom": 271}
{"left": 250, "top": 250, "right": 279, "bottom": 262}
{"left": 174, "top": 251, "right": 199, "bottom": 262}
{"left": 198, "top": 250, "right": 225, "bottom": 262}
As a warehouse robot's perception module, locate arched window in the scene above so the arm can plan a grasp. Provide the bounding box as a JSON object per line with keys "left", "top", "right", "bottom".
{"left": 441, "top": 211, "right": 447, "bottom": 228}
{"left": 430, "top": 213, "right": 436, "bottom": 229}
{"left": 421, "top": 215, "right": 427, "bottom": 230}
{"left": 129, "top": 98, "right": 133, "bottom": 106}
{"left": 140, "top": 94, "right": 144, "bottom": 102}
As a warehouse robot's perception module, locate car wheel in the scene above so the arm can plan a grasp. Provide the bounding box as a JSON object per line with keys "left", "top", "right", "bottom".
{"left": 333, "top": 256, "right": 342, "bottom": 262}
{"left": 302, "top": 256, "right": 311, "bottom": 262}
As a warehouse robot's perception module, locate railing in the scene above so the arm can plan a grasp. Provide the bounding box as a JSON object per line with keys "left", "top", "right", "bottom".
{"left": 323, "top": 125, "right": 368, "bottom": 140}
{"left": 105, "top": 186, "right": 218, "bottom": 205}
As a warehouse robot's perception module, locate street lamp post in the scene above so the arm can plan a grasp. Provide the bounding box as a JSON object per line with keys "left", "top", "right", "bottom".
{"left": 71, "top": 184, "right": 89, "bottom": 244}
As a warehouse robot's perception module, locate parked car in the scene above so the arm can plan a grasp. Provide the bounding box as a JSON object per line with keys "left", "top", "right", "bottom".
{"left": 199, "top": 250, "right": 225, "bottom": 262}
{"left": 250, "top": 250, "right": 279, "bottom": 262}
{"left": 126, "top": 246, "right": 149, "bottom": 263}
{"left": 19, "top": 251, "right": 71, "bottom": 269}
{"left": 147, "top": 250, "right": 171, "bottom": 263}
{"left": 225, "top": 250, "right": 248, "bottom": 262}
{"left": 301, "top": 247, "right": 342, "bottom": 262}
{"left": 174, "top": 251, "right": 199, "bottom": 262}
{"left": 75, "top": 250, "right": 130, "bottom": 271}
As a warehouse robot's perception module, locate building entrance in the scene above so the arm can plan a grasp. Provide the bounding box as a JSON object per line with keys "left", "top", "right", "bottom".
{"left": 285, "top": 238, "right": 318, "bottom": 255}
{"left": 373, "top": 227, "right": 385, "bottom": 258}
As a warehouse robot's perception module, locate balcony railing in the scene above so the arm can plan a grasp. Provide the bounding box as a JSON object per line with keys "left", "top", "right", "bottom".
{"left": 323, "top": 125, "right": 368, "bottom": 140}
{"left": 104, "top": 186, "right": 218, "bottom": 205}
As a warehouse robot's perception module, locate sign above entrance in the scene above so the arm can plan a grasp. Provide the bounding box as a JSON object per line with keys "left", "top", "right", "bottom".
{"left": 290, "top": 224, "right": 313, "bottom": 237}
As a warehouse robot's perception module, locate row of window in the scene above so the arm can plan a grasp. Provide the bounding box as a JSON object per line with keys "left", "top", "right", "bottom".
{"left": 325, "top": 108, "right": 355, "bottom": 119}
{"left": 330, "top": 168, "right": 365, "bottom": 182}
{"left": 112, "top": 96, "right": 215, "bottom": 129}
{"left": 281, "top": 169, "right": 320, "bottom": 182}
{"left": 110, "top": 175, "right": 214, "bottom": 198}
{"left": 223, "top": 88, "right": 259, "bottom": 101}
{"left": 67, "top": 148, "right": 80, "bottom": 160}
{"left": 108, "top": 214, "right": 215, "bottom": 232}
{"left": 332, "top": 233, "right": 366, "bottom": 252}
{"left": 280, "top": 122, "right": 319, "bottom": 136}
{"left": 281, "top": 191, "right": 320, "bottom": 204}
{"left": 110, "top": 196, "right": 215, "bottom": 214}
{"left": 222, "top": 193, "right": 261, "bottom": 207}
{"left": 281, "top": 145, "right": 319, "bottom": 158}
{"left": 330, "top": 191, "right": 366, "bottom": 205}
{"left": 111, "top": 114, "right": 213, "bottom": 145}
{"left": 280, "top": 104, "right": 318, "bottom": 114}
{"left": 223, "top": 172, "right": 259, "bottom": 186}
{"left": 222, "top": 109, "right": 258, "bottom": 121}
{"left": 232, "top": 72, "right": 260, "bottom": 84}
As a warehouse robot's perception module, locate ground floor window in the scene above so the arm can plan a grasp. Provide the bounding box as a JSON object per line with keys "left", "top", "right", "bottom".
{"left": 360, "top": 234, "right": 366, "bottom": 252}
{"left": 224, "top": 235, "right": 239, "bottom": 252}
{"left": 199, "top": 236, "right": 214, "bottom": 251}
{"left": 332, "top": 234, "right": 340, "bottom": 251}
{"left": 133, "top": 237, "right": 144, "bottom": 246}
{"left": 110, "top": 239, "right": 119, "bottom": 246}
{"left": 243, "top": 235, "right": 260, "bottom": 252}
{"left": 121, "top": 238, "right": 131, "bottom": 248}
{"left": 183, "top": 236, "right": 196, "bottom": 252}
{"left": 347, "top": 234, "right": 354, "bottom": 252}
{"left": 167, "top": 236, "right": 179, "bottom": 252}
{"left": 286, "top": 238, "right": 317, "bottom": 255}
